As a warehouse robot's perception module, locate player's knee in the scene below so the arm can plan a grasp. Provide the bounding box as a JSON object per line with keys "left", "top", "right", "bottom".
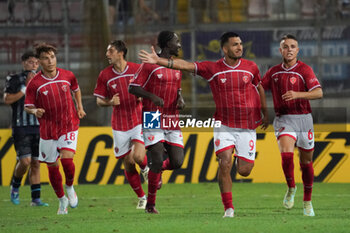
{"left": 19, "top": 157, "right": 31, "bottom": 167}
{"left": 237, "top": 166, "right": 253, "bottom": 177}
{"left": 171, "top": 158, "right": 183, "bottom": 169}
{"left": 30, "top": 159, "right": 40, "bottom": 169}
{"left": 219, "top": 159, "right": 232, "bottom": 173}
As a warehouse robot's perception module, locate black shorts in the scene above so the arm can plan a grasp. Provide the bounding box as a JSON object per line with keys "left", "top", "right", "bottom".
{"left": 13, "top": 133, "right": 40, "bottom": 159}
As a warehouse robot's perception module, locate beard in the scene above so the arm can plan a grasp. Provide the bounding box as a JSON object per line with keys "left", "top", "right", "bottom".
{"left": 227, "top": 54, "right": 242, "bottom": 60}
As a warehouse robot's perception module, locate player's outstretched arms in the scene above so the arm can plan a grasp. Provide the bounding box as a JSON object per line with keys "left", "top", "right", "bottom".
{"left": 24, "top": 106, "right": 45, "bottom": 118}
{"left": 129, "top": 85, "right": 164, "bottom": 107}
{"left": 139, "top": 46, "right": 196, "bottom": 73}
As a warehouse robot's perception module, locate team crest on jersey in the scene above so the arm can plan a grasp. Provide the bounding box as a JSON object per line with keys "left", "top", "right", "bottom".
{"left": 242, "top": 76, "right": 249, "bottom": 83}
{"left": 148, "top": 135, "right": 155, "bottom": 141}
{"left": 157, "top": 74, "right": 163, "bottom": 79}
{"left": 61, "top": 85, "right": 68, "bottom": 92}
{"left": 41, "top": 152, "right": 46, "bottom": 159}
{"left": 274, "top": 78, "right": 278, "bottom": 82}
{"left": 114, "top": 147, "right": 119, "bottom": 154}
{"left": 43, "top": 90, "right": 48, "bottom": 95}
{"left": 215, "top": 139, "right": 220, "bottom": 147}
{"left": 220, "top": 78, "right": 226, "bottom": 83}
{"left": 290, "top": 77, "right": 297, "bottom": 84}
{"left": 175, "top": 72, "right": 180, "bottom": 80}
{"left": 112, "top": 84, "right": 117, "bottom": 89}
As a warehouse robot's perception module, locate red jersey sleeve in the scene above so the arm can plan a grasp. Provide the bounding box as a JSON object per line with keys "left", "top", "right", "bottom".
{"left": 70, "top": 72, "right": 79, "bottom": 92}
{"left": 24, "top": 79, "right": 36, "bottom": 107}
{"left": 261, "top": 68, "right": 272, "bottom": 90}
{"left": 194, "top": 61, "right": 216, "bottom": 80}
{"left": 131, "top": 63, "right": 151, "bottom": 87}
{"left": 93, "top": 71, "right": 108, "bottom": 99}
{"left": 303, "top": 65, "right": 321, "bottom": 91}
{"left": 251, "top": 63, "right": 261, "bottom": 86}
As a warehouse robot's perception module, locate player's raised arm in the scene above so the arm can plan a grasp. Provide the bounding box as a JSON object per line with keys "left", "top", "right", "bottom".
{"left": 139, "top": 46, "right": 196, "bottom": 73}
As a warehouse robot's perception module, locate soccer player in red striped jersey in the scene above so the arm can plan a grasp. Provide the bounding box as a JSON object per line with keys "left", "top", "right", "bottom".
{"left": 129, "top": 31, "right": 185, "bottom": 214}
{"left": 139, "top": 32, "right": 269, "bottom": 218}
{"left": 24, "top": 43, "right": 86, "bottom": 214}
{"left": 262, "top": 34, "right": 322, "bottom": 217}
{"left": 94, "top": 40, "right": 149, "bottom": 210}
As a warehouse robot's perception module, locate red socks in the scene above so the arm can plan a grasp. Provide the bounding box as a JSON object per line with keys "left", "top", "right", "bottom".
{"left": 47, "top": 165, "right": 64, "bottom": 198}
{"left": 281, "top": 152, "right": 295, "bottom": 188}
{"left": 221, "top": 192, "right": 234, "bottom": 210}
{"left": 124, "top": 170, "right": 145, "bottom": 198}
{"left": 162, "top": 158, "right": 173, "bottom": 171}
{"left": 61, "top": 158, "right": 75, "bottom": 186}
{"left": 147, "top": 170, "right": 161, "bottom": 205}
{"left": 139, "top": 156, "right": 148, "bottom": 170}
{"left": 300, "top": 162, "right": 314, "bottom": 201}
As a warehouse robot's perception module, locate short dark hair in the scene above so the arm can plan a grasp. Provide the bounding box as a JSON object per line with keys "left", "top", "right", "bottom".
{"left": 21, "top": 51, "right": 36, "bottom": 62}
{"left": 280, "top": 34, "right": 298, "bottom": 42}
{"left": 220, "top": 32, "right": 240, "bottom": 48}
{"left": 34, "top": 43, "right": 57, "bottom": 58}
{"left": 110, "top": 40, "right": 127, "bottom": 58}
{"left": 157, "top": 31, "right": 175, "bottom": 49}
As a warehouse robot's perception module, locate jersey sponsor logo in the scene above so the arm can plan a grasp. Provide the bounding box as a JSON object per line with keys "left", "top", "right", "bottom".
{"left": 215, "top": 139, "right": 220, "bottom": 147}
{"left": 43, "top": 90, "right": 48, "bottom": 95}
{"left": 143, "top": 110, "right": 161, "bottom": 129}
{"left": 148, "top": 135, "right": 154, "bottom": 141}
{"left": 62, "top": 85, "right": 69, "bottom": 92}
{"left": 157, "top": 74, "right": 163, "bottom": 79}
{"left": 243, "top": 76, "right": 249, "bottom": 83}
{"left": 111, "top": 84, "right": 117, "bottom": 89}
{"left": 220, "top": 78, "right": 226, "bottom": 83}
{"left": 290, "top": 77, "right": 297, "bottom": 84}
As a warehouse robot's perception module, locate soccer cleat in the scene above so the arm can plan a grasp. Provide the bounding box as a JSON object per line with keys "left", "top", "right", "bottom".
{"left": 157, "top": 173, "right": 162, "bottom": 190}
{"left": 223, "top": 208, "right": 234, "bottom": 218}
{"left": 145, "top": 204, "right": 159, "bottom": 214}
{"left": 57, "top": 196, "right": 68, "bottom": 215}
{"left": 10, "top": 186, "right": 20, "bottom": 205}
{"left": 303, "top": 201, "right": 315, "bottom": 217}
{"left": 140, "top": 166, "right": 149, "bottom": 184}
{"left": 30, "top": 199, "right": 49, "bottom": 207}
{"left": 66, "top": 185, "right": 78, "bottom": 208}
{"left": 136, "top": 196, "right": 147, "bottom": 209}
{"left": 283, "top": 186, "right": 297, "bottom": 209}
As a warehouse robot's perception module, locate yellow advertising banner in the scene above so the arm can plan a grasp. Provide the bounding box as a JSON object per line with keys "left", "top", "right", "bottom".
{"left": 1, "top": 125, "right": 349, "bottom": 186}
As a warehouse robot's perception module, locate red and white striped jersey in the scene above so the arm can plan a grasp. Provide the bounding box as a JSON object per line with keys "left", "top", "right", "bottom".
{"left": 130, "top": 63, "right": 182, "bottom": 130}
{"left": 262, "top": 61, "right": 321, "bottom": 116}
{"left": 94, "top": 62, "right": 142, "bottom": 131}
{"left": 194, "top": 58, "right": 262, "bottom": 130}
{"left": 24, "top": 68, "right": 80, "bottom": 140}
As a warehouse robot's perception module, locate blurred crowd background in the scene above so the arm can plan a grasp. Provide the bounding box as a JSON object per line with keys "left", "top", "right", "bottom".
{"left": 1, "top": 0, "right": 349, "bottom": 128}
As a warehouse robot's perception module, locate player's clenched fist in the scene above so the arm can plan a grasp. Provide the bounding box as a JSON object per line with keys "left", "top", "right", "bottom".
{"left": 34, "top": 108, "right": 45, "bottom": 118}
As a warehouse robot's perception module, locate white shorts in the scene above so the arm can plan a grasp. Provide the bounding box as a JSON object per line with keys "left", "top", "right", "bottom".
{"left": 273, "top": 113, "right": 314, "bottom": 151}
{"left": 39, "top": 130, "right": 78, "bottom": 163}
{"left": 213, "top": 124, "right": 256, "bottom": 163}
{"left": 112, "top": 124, "right": 144, "bottom": 158}
{"left": 143, "top": 128, "right": 184, "bottom": 148}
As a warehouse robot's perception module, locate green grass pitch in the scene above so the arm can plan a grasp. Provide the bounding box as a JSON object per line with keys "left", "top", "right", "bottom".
{"left": 1, "top": 183, "right": 349, "bottom": 233}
